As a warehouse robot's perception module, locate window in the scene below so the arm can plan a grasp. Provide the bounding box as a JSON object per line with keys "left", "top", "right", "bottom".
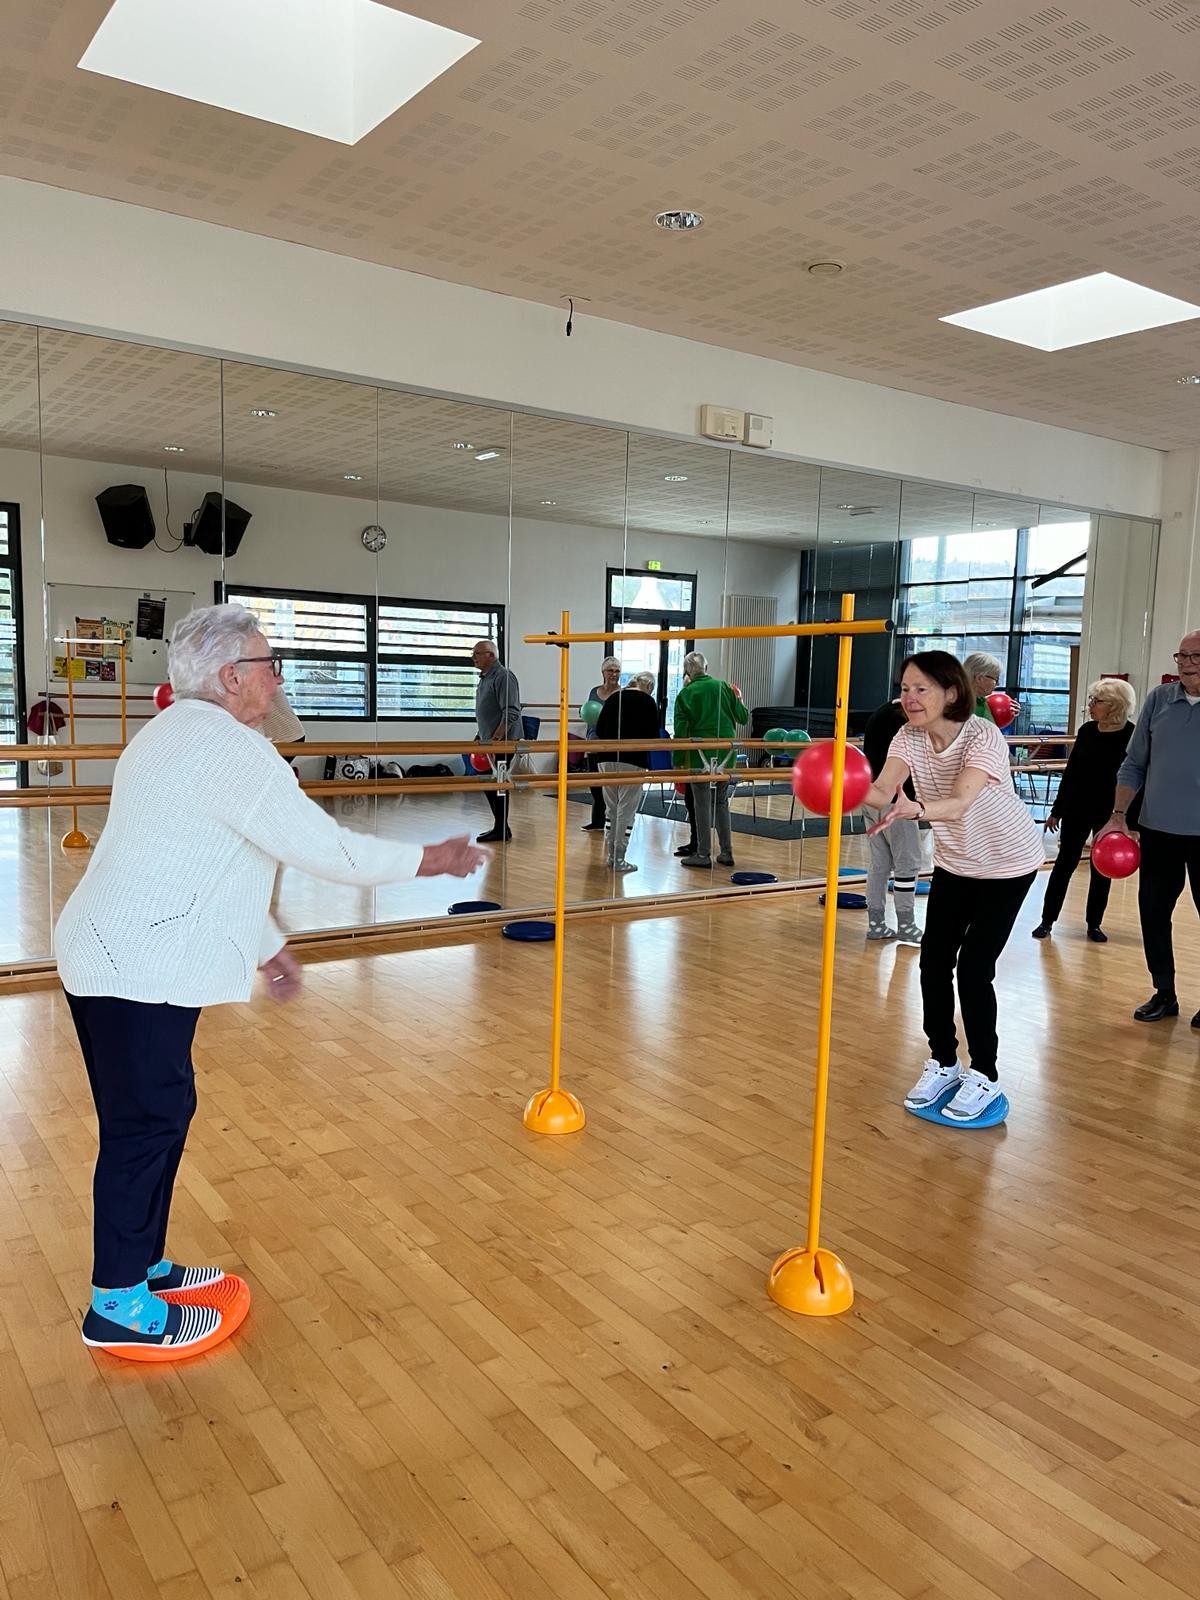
{"left": 222, "top": 583, "right": 502, "bottom": 721}
{"left": 0, "top": 504, "right": 25, "bottom": 789}
{"left": 606, "top": 567, "right": 696, "bottom": 727}
{"left": 897, "top": 520, "right": 1090, "bottom": 733}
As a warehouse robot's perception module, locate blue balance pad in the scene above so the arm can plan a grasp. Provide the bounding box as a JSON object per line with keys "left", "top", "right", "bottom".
{"left": 731, "top": 870, "right": 777, "bottom": 885}
{"left": 501, "top": 920, "right": 555, "bottom": 942}
{"left": 818, "top": 891, "right": 867, "bottom": 909}
{"left": 448, "top": 900, "right": 501, "bottom": 915}
{"left": 906, "top": 1083, "right": 1009, "bottom": 1129}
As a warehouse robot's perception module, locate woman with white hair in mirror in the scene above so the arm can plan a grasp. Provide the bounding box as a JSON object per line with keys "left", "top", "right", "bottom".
{"left": 593, "top": 669, "right": 662, "bottom": 872}
{"left": 962, "top": 652, "right": 1019, "bottom": 724}
{"left": 1033, "top": 677, "right": 1137, "bottom": 943}
{"left": 54, "top": 603, "right": 490, "bottom": 1361}
{"left": 582, "top": 655, "right": 623, "bottom": 831}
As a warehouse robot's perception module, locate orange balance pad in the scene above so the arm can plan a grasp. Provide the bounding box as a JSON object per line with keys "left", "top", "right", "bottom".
{"left": 97, "top": 1274, "right": 251, "bottom": 1364}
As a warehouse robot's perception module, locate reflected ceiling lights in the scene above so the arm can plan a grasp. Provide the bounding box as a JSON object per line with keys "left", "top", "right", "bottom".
{"left": 1177, "top": 375, "right": 1200, "bottom": 385}
{"left": 655, "top": 210, "right": 704, "bottom": 231}
{"left": 342, "top": 473, "right": 364, "bottom": 481}
{"left": 453, "top": 441, "right": 475, "bottom": 449}
{"left": 540, "top": 499, "right": 557, "bottom": 506}
{"left": 473, "top": 449, "right": 504, "bottom": 462}
{"left": 249, "top": 408, "right": 276, "bottom": 418}
{"left": 664, "top": 474, "right": 689, "bottom": 482}
{"left": 941, "top": 272, "right": 1200, "bottom": 352}
{"left": 79, "top": 0, "right": 480, "bottom": 145}
{"left": 162, "top": 443, "right": 186, "bottom": 453}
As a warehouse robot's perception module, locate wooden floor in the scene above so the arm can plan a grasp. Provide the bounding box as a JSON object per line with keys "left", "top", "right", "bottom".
{"left": 2, "top": 866, "right": 1200, "bottom": 1599}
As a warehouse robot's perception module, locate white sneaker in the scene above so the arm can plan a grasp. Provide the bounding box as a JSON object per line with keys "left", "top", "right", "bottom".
{"left": 904, "top": 1058, "right": 963, "bottom": 1108}
{"left": 942, "top": 1068, "right": 1003, "bottom": 1122}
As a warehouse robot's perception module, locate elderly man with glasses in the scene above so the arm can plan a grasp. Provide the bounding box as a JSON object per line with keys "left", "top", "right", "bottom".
{"left": 1099, "top": 630, "right": 1200, "bottom": 1025}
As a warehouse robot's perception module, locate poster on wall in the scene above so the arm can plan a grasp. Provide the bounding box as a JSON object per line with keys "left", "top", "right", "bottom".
{"left": 136, "top": 594, "right": 166, "bottom": 640}
{"left": 75, "top": 617, "right": 103, "bottom": 658}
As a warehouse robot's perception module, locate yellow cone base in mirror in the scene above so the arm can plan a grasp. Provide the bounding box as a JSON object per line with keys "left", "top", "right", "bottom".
{"left": 61, "top": 830, "right": 91, "bottom": 850}
{"left": 767, "top": 1247, "right": 853, "bottom": 1316}
{"left": 522, "top": 1087, "right": 586, "bottom": 1135}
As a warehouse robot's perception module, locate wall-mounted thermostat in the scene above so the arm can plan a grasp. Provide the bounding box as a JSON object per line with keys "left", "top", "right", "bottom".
{"left": 699, "top": 404, "right": 744, "bottom": 442}
{"left": 743, "top": 413, "right": 773, "bottom": 449}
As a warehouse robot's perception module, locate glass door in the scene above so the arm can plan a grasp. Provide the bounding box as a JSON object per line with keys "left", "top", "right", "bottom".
{"left": 607, "top": 568, "right": 696, "bottom": 727}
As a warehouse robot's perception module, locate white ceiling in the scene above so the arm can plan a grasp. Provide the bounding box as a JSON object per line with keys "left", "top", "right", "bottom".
{"left": 0, "top": 321, "right": 1092, "bottom": 543}
{"left": 0, "top": 1, "right": 1199, "bottom": 449}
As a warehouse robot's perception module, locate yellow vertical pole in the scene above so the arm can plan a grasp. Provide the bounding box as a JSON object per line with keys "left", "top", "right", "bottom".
{"left": 767, "top": 592, "right": 855, "bottom": 1315}
{"left": 522, "top": 609, "right": 586, "bottom": 1135}
{"left": 61, "top": 638, "right": 90, "bottom": 849}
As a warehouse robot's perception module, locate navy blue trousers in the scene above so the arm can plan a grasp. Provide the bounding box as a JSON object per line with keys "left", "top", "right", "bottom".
{"left": 66, "top": 992, "right": 201, "bottom": 1288}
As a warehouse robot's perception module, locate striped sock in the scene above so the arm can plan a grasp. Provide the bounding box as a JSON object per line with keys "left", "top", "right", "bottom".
{"left": 147, "top": 1259, "right": 225, "bottom": 1292}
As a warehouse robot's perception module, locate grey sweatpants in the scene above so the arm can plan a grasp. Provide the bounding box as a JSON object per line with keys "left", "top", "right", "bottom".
{"left": 863, "top": 807, "right": 922, "bottom": 923}
{"left": 598, "top": 761, "right": 644, "bottom": 862}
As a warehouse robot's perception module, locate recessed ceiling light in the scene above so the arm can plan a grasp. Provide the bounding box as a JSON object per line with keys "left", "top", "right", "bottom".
{"left": 807, "top": 260, "right": 844, "bottom": 277}
{"left": 342, "top": 473, "right": 364, "bottom": 481}
{"left": 79, "top": 0, "right": 480, "bottom": 145}
{"left": 655, "top": 210, "right": 704, "bottom": 231}
{"left": 473, "top": 449, "right": 504, "bottom": 462}
{"left": 162, "top": 443, "right": 186, "bottom": 453}
{"left": 836, "top": 503, "right": 856, "bottom": 510}
{"left": 453, "top": 441, "right": 475, "bottom": 450}
{"left": 249, "top": 408, "right": 276, "bottom": 418}
{"left": 664, "top": 474, "right": 689, "bottom": 483}
{"left": 540, "top": 499, "right": 557, "bottom": 506}
{"left": 1177, "top": 374, "right": 1200, "bottom": 385}
{"left": 941, "top": 272, "right": 1200, "bottom": 352}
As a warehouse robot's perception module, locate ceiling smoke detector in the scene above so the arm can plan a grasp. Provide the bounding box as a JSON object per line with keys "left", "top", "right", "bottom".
{"left": 655, "top": 210, "right": 704, "bottom": 231}
{"left": 807, "top": 260, "right": 845, "bottom": 277}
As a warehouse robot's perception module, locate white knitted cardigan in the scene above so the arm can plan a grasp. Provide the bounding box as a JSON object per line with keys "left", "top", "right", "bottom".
{"left": 55, "top": 698, "right": 422, "bottom": 1006}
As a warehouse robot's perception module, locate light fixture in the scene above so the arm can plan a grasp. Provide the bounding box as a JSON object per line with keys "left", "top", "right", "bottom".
{"left": 540, "top": 499, "right": 557, "bottom": 506}
{"left": 162, "top": 443, "right": 186, "bottom": 453}
{"left": 664, "top": 474, "right": 689, "bottom": 483}
{"left": 473, "top": 449, "right": 504, "bottom": 462}
{"left": 78, "top": 0, "right": 481, "bottom": 146}
{"left": 941, "top": 272, "right": 1200, "bottom": 352}
{"left": 1177, "top": 375, "right": 1200, "bottom": 385}
{"left": 342, "top": 473, "right": 364, "bottom": 481}
{"left": 453, "top": 441, "right": 475, "bottom": 450}
{"left": 655, "top": 210, "right": 704, "bottom": 231}
{"left": 807, "top": 260, "right": 844, "bottom": 277}
{"left": 836, "top": 503, "right": 856, "bottom": 510}
{"left": 249, "top": 408, "right": 276, "bottom": 418}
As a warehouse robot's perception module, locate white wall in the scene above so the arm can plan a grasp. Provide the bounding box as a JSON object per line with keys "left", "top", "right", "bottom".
{"left": 1149, "top": 448, "right": 1200, "bottom": 673}
{"left": 0, "top": 175, "right": 1162, "bottom": 521}
{"left": 5, "top": 446, "right": 800, "bottom": 776}
{"left": 1077, "top": 514, "right": 1160, "bottom": 716}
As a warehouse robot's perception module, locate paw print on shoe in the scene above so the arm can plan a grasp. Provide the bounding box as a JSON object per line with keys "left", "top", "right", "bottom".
{"left": 104, "top": 1300, "right": 118, "bottom": 1312}
{"left": 147, "top": 1318, "right": 160, "bottom": 1333}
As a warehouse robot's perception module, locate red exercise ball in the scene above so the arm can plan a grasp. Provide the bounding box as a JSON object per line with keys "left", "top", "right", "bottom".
{"left": 791, "top": 741, "right": 872, "bottom": 815}
{"left": 1091, "top": 830, "right": 1140, "bottom": 880}
{"left": 675, "top": 782, "right": 688, "bottom": 797}
{"left": 469, "top": 751, "right": 491, "bottom": 773}
{"left": 153, "top": 682, "right": 174, "bottom": 711}
{"left": 986, "top": 690, "right": 1017, "bottom": 728}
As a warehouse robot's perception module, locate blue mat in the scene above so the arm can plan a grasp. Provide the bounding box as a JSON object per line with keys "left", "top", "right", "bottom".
{"left": 905, "top": 1083, "right": 1009, "bottom": 1129}
{"left": 502, "top": 920, "right": 555, "bottom": 942}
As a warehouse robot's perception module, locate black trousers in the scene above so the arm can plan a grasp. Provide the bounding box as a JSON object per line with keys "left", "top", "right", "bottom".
{"left": 484, "top": 785, "right": 509, "bottom": 833}
{"left": 1040, "top": 813, "right": 1111, "bottom": 929}
{"left": 921, "top": 868, "right": 1036, "bottom": 1080}
{"left": 585, "top": 751, "right": 606, "bottom": 826}
{"left": 683, "top": 781, "right": 697, "bottom": 849}
{"left": 66, "top": 991, "right": 201, "bottom": 1288}
{"left": 1138, "top": 826, "right": 1200, "bottom": 992}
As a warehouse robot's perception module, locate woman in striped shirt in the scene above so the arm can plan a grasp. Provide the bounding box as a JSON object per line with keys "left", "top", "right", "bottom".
{"left": 862, "top": 651, "right": 1045, "bottom": 1121}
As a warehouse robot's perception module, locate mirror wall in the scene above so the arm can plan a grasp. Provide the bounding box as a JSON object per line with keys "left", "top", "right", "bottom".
{"left": 0, "top": 320, "right": 1161, "bottom": 962}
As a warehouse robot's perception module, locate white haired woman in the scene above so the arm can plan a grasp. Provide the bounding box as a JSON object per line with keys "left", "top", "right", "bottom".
{"left": 962, "top": 652, "right": 1018, "bottom": 724}
{"left": 55, "top": 603, "right": 489, "bottom": 1359}
{"left": 583, "top": 655, "right": 623, "bottom": 830}
{"left": 1033, "top": 677, "right": 1137, "bottom": 943}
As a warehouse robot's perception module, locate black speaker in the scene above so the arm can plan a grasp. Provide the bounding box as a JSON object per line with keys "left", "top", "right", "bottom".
{"left": 96, "top": 485, "right": 155, "bottom": 549}
{"left": 184, "top": 492, "right": 252, "bottom": 557}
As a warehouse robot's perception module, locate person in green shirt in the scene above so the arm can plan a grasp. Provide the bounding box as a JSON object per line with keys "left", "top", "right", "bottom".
{"left": 672, "top": 652, "right": 749, "bottom": 868}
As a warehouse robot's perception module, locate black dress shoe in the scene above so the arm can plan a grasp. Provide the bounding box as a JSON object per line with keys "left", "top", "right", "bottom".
{"left": 1133, "top": 992, "right": 1179, "bottom": 1022}
{"left": 1192, "top": 1010, "right": 1200, "bottom": 1031}
{"left": 582, "top": 822, "right": 606, "bottom": 832}
{"left": 1086, "top": 926, "right": 1108, "bottom": 943}
{"left": 1032, "top": 923, "right": 1052, "bottom": 940}
{"left": 674, "top": 844, "right": 697, "bottom": 857}
{"left": 476, "top": 829, "right": 512, "bottom": 843}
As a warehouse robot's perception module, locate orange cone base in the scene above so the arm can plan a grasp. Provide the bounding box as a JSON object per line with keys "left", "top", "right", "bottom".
{"left": 767, "top": 1247, "right": 854, "bottom": 1317}
{"left": 99, "top": 1275, "right": 252, "bottom": 1363}
{"left": 523, "top": 1087, "right": 586, "bottom": 1134}
{"left": 61, "top": 830, "right": 91, "bottom": 850}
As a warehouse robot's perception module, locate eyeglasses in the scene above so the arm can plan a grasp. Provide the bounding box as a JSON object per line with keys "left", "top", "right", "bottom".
{"left": 1174, "top": 652, "right": 1200, "bottom": 665}
{"left": 235, "top": 653, "right": 284, "bottom": 677}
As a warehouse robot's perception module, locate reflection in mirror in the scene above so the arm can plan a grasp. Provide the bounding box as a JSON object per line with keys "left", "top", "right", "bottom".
{"left": 373, "top": 392, "right": 514, "bottom": 925}
{"left": 807, "top": 467, "right": 902, "bottom": 883}
{"left": 728, "top": 453, "right": 819, "bottom": 886}
{"left": 1081, "top": 514, "right": 1159, "bottom": 721}
{"left": 509, "top": 415, "right": 631, "bottom": 910}
{"left": 0, "top": 322, "right": 45, "bottom": 961}
{"left": 34, "top": 329, "right": 223, "bottom": 959}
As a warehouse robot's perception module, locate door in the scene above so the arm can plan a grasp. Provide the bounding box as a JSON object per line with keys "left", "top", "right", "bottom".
{"left": 607, "top": 568, "right": 696, "bottom": 730}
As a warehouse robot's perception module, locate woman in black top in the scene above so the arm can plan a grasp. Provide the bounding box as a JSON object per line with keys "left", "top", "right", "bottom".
{"left": 1033, "top": 678, "right": 1137, "bottom": 942}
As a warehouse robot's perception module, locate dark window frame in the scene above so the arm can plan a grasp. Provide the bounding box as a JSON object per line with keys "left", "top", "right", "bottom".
{"left": 0, "top": 502, "right": 27, "bottom": 787}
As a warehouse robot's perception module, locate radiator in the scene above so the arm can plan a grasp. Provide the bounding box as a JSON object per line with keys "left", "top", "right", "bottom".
{"left": 720, "top": 593, "right": 778, "bottom": 707}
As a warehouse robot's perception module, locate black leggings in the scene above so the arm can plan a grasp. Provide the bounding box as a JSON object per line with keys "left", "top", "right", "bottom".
{"left": 1040, "top": 814, "right": 1111, "bottom": 929}
{"left": 921, "top": 867, "right": 1036, "bottom": 1080}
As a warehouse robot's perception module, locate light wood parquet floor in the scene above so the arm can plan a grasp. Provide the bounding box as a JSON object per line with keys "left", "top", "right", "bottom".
{"left": 1, "top": 865, "right": 1199, "bottom": 1600}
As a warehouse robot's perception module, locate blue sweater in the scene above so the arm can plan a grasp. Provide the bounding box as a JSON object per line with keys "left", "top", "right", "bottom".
{"left": 1116, "top": 682, "right": 1200, "bottom": 836}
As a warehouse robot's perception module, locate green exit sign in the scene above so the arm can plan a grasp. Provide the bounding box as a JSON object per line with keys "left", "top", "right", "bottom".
{"left": 646, "top": 560, "right": 663, "bottom": 571}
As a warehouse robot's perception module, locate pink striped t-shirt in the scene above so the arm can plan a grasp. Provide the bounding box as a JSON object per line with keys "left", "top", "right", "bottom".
{"left": 886, "top": 716, "right": 1045, "bottom": 880}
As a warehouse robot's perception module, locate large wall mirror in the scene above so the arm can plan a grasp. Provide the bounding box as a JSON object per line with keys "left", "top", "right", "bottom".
{"left": 0, "top": 317, "right": 1162, "bottom": 967}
